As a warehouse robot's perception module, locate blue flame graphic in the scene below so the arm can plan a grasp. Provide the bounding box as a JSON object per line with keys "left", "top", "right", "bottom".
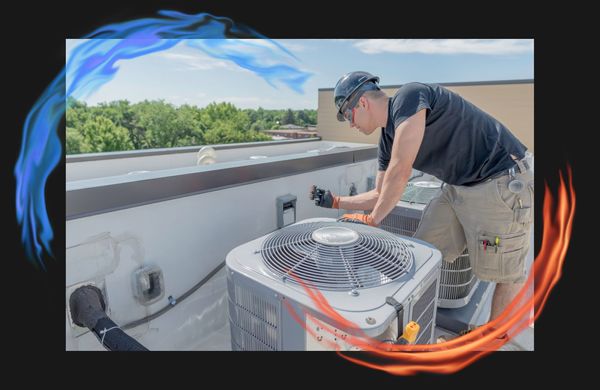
{"left": 15, "top": 10, "right": 312, "bottom": 268}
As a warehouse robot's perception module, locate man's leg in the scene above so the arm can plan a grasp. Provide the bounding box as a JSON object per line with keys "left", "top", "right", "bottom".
{"left": 453, "top": 168, "right": 534, "bottom": 321}
{"left": 490, "top": 281, "right": 525, "bottom": 320}
{"left": 414, "top": 186, "right": 468, "bottom": 343}
{"left": 414, "top": 186, "right": 467, "bottom": 264}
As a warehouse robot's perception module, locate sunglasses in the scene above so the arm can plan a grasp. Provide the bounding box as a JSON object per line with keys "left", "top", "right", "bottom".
{"left": 342, "top": 105, "right": 357, "bottom": 122}
{"left": 340, "top": 92, "right": 362, "bottom": 122}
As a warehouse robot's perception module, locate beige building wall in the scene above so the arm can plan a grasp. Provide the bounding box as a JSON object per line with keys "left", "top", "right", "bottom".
{"left": 317, "top": 80, "right": 533, "bottom": 152}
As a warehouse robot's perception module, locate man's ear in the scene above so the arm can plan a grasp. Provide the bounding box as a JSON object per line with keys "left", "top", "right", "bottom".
{"left": 360, "top": 95, "right": 368, "bottom": 109}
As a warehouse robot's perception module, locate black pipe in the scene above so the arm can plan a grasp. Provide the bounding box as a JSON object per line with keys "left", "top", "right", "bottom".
{"left": 92, "top": 317, "right": 148, "bottom": 351}
{"left": 69, "top": 285, "right": 148, "bottom": 351}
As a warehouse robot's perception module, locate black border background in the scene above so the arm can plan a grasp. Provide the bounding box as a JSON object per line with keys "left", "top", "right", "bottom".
{"left": 5, "top": 0, "right": 592, "bottom": 384}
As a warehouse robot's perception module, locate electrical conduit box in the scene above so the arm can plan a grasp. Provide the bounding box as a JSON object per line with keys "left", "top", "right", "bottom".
{"left": 131, "top": 264, "right": 165, "bottom": 305}
{"left": 276, "top": 194, "right": 297, "bottom": 229}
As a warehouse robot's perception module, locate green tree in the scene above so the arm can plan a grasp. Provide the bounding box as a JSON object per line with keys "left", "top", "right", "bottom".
{"left": 204, "top": 121, "right": 270, "bottom": 144}
{"left": 66, "top": 127, "right": 91, "bottom": 154}
{"left": 173, "top": 104, "right": 204, "bottom": 146}
{"left": 282, "top": 109, "right": 295, "bottom": 125}
{"left": 203, "top": 121, "right": 243, "bottom": 144}
{"left": 132, "top": 100, "right": 180, "bottom": 148}
{"left": 296, "top": 110, "right": 309, "bottom": 125}
{"left": 200, "top": 102, "right": 250, "bottom": 133}
{"left": 250, "top": 119, "right": 269, "bottom": 132}
{"left": 95, "top": 100, "right": 135, "bottom": 133}
{"left": 306, "top": 109, "right": 317, "bottom": 125}
{"left": 80, "top": 116, "right": 133, "bottom": 152}
{"left": 66, "top": 99, "right": 91, "bottom": 130}
{"left": 64, "top": 98, "right": 314, "bottom": 154}
{"left": 244, "top": 108, "right": 258, "bottom": 123}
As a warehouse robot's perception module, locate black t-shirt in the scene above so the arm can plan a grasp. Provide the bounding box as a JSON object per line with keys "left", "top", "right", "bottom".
{"left": 378, "top": 82, "right": 527, "bottom": 186}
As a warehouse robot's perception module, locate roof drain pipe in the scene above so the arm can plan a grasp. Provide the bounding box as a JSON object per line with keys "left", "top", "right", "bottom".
{"left": 69, "top": 285, "right": 148, "bottom": 351}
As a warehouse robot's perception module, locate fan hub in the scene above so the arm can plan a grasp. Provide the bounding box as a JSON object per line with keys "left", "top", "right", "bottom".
{"left": 311, "top": 226, "right": 360, "bottom": 246}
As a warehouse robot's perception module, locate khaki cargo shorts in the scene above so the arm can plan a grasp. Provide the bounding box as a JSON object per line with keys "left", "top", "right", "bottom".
{"left": 414, "top": 155, "right": 534, "bottom": 283}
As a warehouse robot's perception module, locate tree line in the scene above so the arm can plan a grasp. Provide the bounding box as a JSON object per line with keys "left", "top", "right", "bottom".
{"left": 66, "top": 98, "right": 317, "bottom": 154}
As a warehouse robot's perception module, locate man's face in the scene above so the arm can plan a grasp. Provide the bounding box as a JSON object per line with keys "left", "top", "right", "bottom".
{"left": 346, "top": 96, "right": 376, "bottom": 135}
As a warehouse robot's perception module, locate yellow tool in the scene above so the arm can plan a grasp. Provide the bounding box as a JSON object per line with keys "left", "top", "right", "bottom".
{"left": 398, "top": 321, "right": 420, "bottom": 344}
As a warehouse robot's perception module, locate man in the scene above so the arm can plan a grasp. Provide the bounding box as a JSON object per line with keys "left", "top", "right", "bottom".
{"left": 310, "top": 71, "right": 533, "bottom": 325}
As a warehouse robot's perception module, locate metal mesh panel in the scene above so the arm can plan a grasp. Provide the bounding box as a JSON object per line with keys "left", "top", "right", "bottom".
{"left": 380, "top": 214, "right": 421, "bottom": 237}
{"left": 410, "top": 280, "right": 437, "bottom": 344}
{"left": 259, "top": 222, "right": 414, "bottom": 291}
{"left": 381, "top": 181, "right": 441, "bottom": 237}
{"left": 401, "top": 181, "right": 442, "bottom": 204}
{"left": 416, "top": 322, "right": 433, "bottom": 345}
{"left": 230, "top": 321, "right": 274, "bottom": 351}
{"left": 439, "top": 250, "right": 477, "bottom": 301}
{"left": 414, "top": 299, "right": 435, "bottom": 330}
{"left": 411, "top": 280, "right": 437, "bottom": 322}
{"left": 231, "top": 284, "right": 278, "bottom": 326}
{"left": 228, "top": 280, "right": 279, "bottom": 350}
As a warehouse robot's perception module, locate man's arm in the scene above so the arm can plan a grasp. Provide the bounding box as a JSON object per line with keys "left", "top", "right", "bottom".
{"left": 370, "top": 109, "right": 427, "bottom": 225}
{"left": 337, "top": 170, "right": 385, "bottom": 210}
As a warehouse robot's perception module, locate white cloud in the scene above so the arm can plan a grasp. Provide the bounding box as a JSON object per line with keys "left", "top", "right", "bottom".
{"left": 353, "top": 39, "right": 534, "bottom": 55}
{"left": 276, "top": 40, "right": 310, "bottom": 52}
{"left": 223, "top": 38, "right": 307, "bottom": 54}
{"left": 156, "top": 51, "right": 241, "bottom": 71}
{"left": 216, "top": 96, "right": 279, "bottom": 105}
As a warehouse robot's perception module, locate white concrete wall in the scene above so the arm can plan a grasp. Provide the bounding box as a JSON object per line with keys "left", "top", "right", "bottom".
{"left": 66, "top": 158, "right": 378, "bottom": 350}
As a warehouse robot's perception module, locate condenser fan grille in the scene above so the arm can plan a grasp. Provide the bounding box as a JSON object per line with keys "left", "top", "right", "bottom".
{"left": 259, "top": 222, "right": 414, "bottom": 291}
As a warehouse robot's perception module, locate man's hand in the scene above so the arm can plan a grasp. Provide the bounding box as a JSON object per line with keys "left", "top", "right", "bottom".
{"left": 339, "top": 213, "right": 377, "bottom": 226}
{"left": 309, "top": 185, "right": 340, "bottom": 208}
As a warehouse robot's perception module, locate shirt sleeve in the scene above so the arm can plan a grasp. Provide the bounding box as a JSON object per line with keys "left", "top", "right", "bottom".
{"left": 391, "top": 82, "right": 432, "bottom": 129}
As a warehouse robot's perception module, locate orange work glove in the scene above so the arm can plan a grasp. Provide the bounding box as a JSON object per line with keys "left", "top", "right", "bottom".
{"left": 340, "top": 213, "right": 377, "bottom": 226}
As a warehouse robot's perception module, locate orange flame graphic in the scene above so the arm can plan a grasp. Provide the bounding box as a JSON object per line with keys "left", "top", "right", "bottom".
{"left": 286, "top": 166, "right": 575, "bottom": 375}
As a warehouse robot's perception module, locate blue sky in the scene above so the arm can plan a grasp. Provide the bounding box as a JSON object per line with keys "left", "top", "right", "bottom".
{"left": 66, "top": 39, "right": 533, "bottom": 110}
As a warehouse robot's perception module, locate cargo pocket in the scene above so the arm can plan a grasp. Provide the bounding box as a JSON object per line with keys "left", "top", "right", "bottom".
{"left": 476, "top": 231, "right": 527, "bottom": 281}
{"left": 516, "top": 181, "right": 534, "bottom": 224}
{"left": 515, "top": 206, "right": 532, "bottom": 224}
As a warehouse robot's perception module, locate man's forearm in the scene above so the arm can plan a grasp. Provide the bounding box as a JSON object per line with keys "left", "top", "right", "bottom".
{"left": 338, "top": 189, "right": 380, "bottom": 211}
{"left": 370, "top": 168, "right": 411, "bottom": 225}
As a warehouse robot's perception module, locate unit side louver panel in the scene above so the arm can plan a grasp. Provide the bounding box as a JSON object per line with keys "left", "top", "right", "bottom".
{"left": 438, "top": 250, "right": 478, "bottom": 300}
{"left": 401, "top": 182, "right": 442, "bottom": 204}
{"left": 380, "top": 214, "right": 421, "bottom": 237}
{"left": 411, "top": 279, "right": 437, "bottom": 322}
{"left": 416, "top": 322, "right": 433, "bottom": 345}
{"left": 410, "top": 279, "right": 438, "bottom": 344}
{"left": 230, "top": 322, "right": 274, "bottom": 351}
{"left": 228, "top": 279, "right": 279, "bottom": 351}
